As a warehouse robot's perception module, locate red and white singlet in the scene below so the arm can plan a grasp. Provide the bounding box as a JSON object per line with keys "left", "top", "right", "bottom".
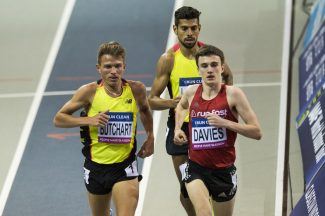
{"left": 189, "top": 84, "right": 238, "bottom": 169}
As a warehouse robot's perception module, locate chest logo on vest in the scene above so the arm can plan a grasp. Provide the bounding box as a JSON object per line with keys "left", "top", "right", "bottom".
{"left": 125, "top": 98, "right": 132, "bottom": 104}
{"left": 191, "top": 110, "right": 197, "bottom": 118}
{"left": 191, "top": 109, "right": 228, "bottom": 118}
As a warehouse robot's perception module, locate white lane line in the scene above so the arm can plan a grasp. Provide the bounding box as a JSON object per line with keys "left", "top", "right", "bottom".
{"left": 0, "top": 0, "right": 76, "bottom": 214}
{"left": 236, "top": 82, "right": 281, "bottom": 87}
{"left": 44, "top": 90, "right": 76, "bottom": 96}
{"left": 0, "top": 87, "right": 152, "bottom": 98}
{"left": 134, "top": 0, "right": 182, "bottom": 215}
{"left": 0, "top": 91, "right": 75, "bottom": 98}
{"left": 275, "top": 0, "right": 292, "bottom": 215}
{"left": 0, "top": 92, "right": 36, "bottom": 98}
{"left": 0, "top": 83, "right": 280, "bottom": 99}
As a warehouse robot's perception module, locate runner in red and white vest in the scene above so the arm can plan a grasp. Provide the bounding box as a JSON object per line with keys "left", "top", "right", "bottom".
{"left": 174, "top": 44, "right": 262, "bottom": 216}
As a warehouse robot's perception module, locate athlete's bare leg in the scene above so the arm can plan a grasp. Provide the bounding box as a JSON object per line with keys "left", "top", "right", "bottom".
{"left": 87, "top": 192, "right": 112, "bottom": 216}
{"left": 185, "top": 179, "right": 212, "bottom": 216}
{"left": 172, "top": 155, "right": 195, "bottom": 216}
{"left": 211, "top": 196, "right": 235, "bottom": 216}
{"left": 112, "top": 178, "right": 139, "bottom": 216}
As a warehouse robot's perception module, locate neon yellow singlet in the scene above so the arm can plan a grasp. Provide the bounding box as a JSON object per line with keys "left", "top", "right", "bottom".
{"left": 169, "top": 44, "right": 201, "bottom": 122}
{"left": 86, "top": 81, "right": 138, "bottom": 164}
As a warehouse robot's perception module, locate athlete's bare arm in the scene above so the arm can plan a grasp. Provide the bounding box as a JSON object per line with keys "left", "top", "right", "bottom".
{"left": 206, "top": 86, "right": 262, "bottom": 140}
{"left": 174, "top": 84, "right": 198, "bottom": 145}
{"left": 129, "top": 80, "right": 154, "bottom": 158}
{"left": 53, "top": 82, "right": 109, "bottom": 128}
{"left": 148, "top": 50, "right": 181, "bottom": 110}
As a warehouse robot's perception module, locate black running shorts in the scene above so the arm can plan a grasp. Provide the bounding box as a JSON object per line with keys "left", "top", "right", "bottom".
{"left": 181, "top": 160, "right": 237, "bottom": 202}
{"left": 166, "top": 118, "right": 189, "bottom": 155}
{"left": 83, "top": 157, "right": 141, "bottom": 195}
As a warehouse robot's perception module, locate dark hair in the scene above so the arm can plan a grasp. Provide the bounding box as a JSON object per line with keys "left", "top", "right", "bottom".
{"left": 97, "top": 41, "right": 125, "bottom": 64}
{"left": 195, "top": 45, "right": 225, "bottom": 66}
{"left": 174, "top": 6, "right": 201, "bottom": 26}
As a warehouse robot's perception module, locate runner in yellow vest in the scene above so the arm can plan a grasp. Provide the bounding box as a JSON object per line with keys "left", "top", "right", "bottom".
{"left": 148, "top": 6, "right": 233, "bottom": 215}
{"left": 81, "top": 79, "right": 139, "bottom": 164}
{"left": 54, "top": 41, "right": 154, "bottom": 216}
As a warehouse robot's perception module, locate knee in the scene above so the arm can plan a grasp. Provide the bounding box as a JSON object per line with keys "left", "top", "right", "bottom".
{"left": 195, "top": 206, "right": 212, "bottom": 216}
{"left": 192, "top": 200, "right": 212, "bottom": 216}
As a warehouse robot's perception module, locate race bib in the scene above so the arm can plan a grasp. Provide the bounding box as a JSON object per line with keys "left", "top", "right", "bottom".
{"left": 179, "top": 77, "right": 201, "bottom": 94}
{"left": 191, "top": 117, "right": 227, "bottom": 150}
{"left": 98, "top": 112, "right": 133, "bottom": 144}
{"left": 125, "top": 160, "right": 138, "bottom": 177}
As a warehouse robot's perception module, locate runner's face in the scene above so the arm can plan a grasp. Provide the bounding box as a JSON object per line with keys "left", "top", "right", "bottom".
{"left": 198, "top": 55, "right": 224, "bottom": 85}
{"left": 175, "top": 19, "right": 200, "bottom": 49}
{"left": 97, "top": 55, "right": 125, "bottom": 85}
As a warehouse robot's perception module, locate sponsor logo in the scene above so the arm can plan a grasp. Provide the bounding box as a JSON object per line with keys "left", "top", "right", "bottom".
{"left": 125, "top": 98, "right": 132, "bottom": 104}
{"left": 191, "top": 109, "right": 228, "bottom": 117}
{"left": 217, "top": 192, "right": 227, "bottom": 198}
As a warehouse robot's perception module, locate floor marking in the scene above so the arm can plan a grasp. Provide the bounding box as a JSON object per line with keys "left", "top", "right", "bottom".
{"left": 56, "top": 73, "right": 154, "bottom": 80}
{"left": 236, "top": 82, "right": 281, "bottom": 87}
{"left": 47, "top": 132, "right": 80, "bottom": 140}
{"left": 134, "top": 0, "right": 183, "bottom": 215}
{"left": 0, "top": 83, "right": 279, "bottom": 99}
{"left": 275, "top": 0, "right": 292, "bottom": 214}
